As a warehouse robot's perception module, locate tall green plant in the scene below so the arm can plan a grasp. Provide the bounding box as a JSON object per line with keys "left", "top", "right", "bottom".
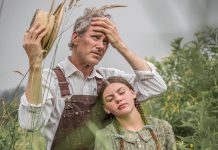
{"left": 144, "top": 27, "right": 218, "bottom": 149}
{"left": 0, "top": 98, "right": 19, "bottom": 150}
{"left": 0, "top": 90, "right": 45, "bottom": 150}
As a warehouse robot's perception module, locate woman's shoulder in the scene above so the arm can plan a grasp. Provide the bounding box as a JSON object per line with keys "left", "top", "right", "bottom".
{"left": 147, "top": 116, "right": 175, "bottom": 140}
{"left": 146, "top": 116, "right": 174, "bottom": 137}
{"left": 96, "top": 122, "right": 117, "bottom": 135}
{"left": 147, "top": 117, "right": 177, "bottom": 149}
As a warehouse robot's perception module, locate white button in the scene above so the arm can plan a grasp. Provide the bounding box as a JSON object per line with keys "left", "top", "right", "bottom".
{"left": 137, "top": 139, "right": 140, "bottom": 142}
{"left": 138, "top": 145, "right": 142, "bottom": 148}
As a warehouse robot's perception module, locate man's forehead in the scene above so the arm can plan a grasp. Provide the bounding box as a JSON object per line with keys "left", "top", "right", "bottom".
{"left": 89, "top": 28, "right": 108, "bottom": 40}
{"left": 89, "top": 27, "right": 104, "bottom": 35}
{"left": 91, "top": 30, "right": 105, "bottom": 36}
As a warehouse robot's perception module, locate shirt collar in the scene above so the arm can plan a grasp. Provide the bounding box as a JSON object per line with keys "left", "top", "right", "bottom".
{"left": 87, "top": 68, "right": 104, "bottom": 79}
{"left": 57, "top": 57, "right": 104, "bottom": 79}
{"left": 56, "top": 57, "right": 78, "bottom": 78}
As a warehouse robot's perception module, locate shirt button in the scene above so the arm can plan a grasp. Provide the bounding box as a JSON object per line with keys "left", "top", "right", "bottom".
{"left": 75, "top": 112, "right": 79, "bottom": 115}
{"left": 137, "top": 139, "right": 140, "bottom": 142}
{"left": 138, "top": 145, "right": 142, "bottom": 148}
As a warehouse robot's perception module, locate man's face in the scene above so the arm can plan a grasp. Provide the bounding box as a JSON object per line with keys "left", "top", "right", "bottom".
{"left": 73, "top": 26, "right": 109, "bottom": 66}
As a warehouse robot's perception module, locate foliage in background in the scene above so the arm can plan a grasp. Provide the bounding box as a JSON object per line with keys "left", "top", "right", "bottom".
{"left": 0, "top": 87, "right": 24, "bottom": 102}
{"left": 1, "top": 27, "right": 218, "bottom": 149}
{"left": 143, "top": 27, "right": 218, "bottom": 150}
{"left": 0, "top": 87, "right": 45, "bottom": 150}
{"left": 0, "top": 96, "right": 19, "bottom": 150}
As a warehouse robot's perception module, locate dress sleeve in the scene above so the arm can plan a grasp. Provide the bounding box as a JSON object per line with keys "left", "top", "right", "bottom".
{"left": 133, "top": 61, "right": 167, "bottom": 101}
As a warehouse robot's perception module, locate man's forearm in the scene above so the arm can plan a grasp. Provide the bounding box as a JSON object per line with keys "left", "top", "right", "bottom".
{"left": 25, "top": 65, "right": 43, "bottom": 105}
{"left": 116, "top": 43, "right": 151, "bottom": 71}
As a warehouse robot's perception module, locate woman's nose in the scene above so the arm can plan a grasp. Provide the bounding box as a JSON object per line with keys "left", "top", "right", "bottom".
{"left": 114, "top": 95, "right": 122, "bottom": 103}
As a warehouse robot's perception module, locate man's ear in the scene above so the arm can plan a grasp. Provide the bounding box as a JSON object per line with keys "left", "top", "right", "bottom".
{"left": 103, "top": 106, "right": 110, "bottom": 114}
{"left": 72, "top": 32, "right": 79, "bottom": 46}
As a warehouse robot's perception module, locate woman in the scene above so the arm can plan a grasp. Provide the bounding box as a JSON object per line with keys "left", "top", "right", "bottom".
{"left": 94, "top": 76, "right": 176, "bottom": 150}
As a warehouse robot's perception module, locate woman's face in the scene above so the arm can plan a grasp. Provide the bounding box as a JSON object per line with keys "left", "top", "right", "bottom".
{"left": 102, "top": 82, "right": 137, "bottom": 118}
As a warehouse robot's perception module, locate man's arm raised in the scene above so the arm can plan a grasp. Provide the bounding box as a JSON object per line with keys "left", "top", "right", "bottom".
{"left": 23, "top": 22, "right": 47, "bottom": 105}
{"left": 91, "top": 17, "right": 151, "bottom": 71}
{"left": 91, "top": 16, "right": 167, "bottom": 100}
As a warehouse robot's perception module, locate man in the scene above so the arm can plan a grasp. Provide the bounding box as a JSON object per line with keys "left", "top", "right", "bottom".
{"left": 19, "top": 6, "right": 167, "bottom": 150}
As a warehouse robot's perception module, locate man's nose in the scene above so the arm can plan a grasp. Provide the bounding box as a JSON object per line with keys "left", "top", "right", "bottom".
{"left": 96, "top": 40, "right": 105, "bottom": 50}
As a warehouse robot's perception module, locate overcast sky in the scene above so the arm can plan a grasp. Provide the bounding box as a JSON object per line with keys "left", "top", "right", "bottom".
{"left": 0, "top": 0, "right": 218, "bottom": 91}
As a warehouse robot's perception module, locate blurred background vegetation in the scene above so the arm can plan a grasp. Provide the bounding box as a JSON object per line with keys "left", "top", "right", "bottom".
{"left": 144, "top": 27, "right": 218, "bottom": 150}
{"left": 0, "top": 27, "right": 218, "bottom": 149}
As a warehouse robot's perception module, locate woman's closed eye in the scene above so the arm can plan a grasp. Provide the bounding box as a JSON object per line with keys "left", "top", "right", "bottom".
{"left": 118, "top": 89, "right": 126, "bottom": 95}
{"left": 104, "top": 87, "right": 127, "bottom": 103}
{"left": 105, "top": 96, "right": 114, "bottom": 103}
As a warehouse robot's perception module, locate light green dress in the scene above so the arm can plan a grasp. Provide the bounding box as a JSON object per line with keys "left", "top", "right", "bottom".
{"left": 94, "top": 117, "right": 177, "bottom": 150}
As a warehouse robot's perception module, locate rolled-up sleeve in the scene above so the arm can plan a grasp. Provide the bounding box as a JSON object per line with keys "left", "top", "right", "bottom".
{"left": 99, "top": 61, "right": 167, "bottom": 102}
{"left": 18, "top": 94, "right": 45, "bottom": 131}
{"left": 133, "top": 61, "right": 167, "bottom": 101}
{"left": 18, "top": 69, "right": 55, "bottom": 131}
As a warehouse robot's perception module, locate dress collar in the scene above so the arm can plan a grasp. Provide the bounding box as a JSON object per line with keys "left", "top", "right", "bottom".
{"left": 109, "top": 120, "right": 154, "bottom": 143}
{"left": 119, "top": 126, "right": 153, "bottom": 143}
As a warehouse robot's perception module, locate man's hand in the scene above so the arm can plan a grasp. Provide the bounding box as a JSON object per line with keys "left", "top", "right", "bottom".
{"left": 91, "top": 16, "right": 151, "bottom": 71}
{"left": 23, "top": 23, "right": 47, "bottom": 67}
{"left": 91, "top": 17, "right": 125, "bottom": 50}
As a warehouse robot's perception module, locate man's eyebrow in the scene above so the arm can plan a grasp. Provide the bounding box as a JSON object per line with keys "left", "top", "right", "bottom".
{"left": 91, "top": 30, "right": 103, "bottom": 35}
{"left": 91, "top": 31, "right": 101, "bottom": 35}
{"left": 90, "top": 33, "right": 101, "bottom": 36}
{"left": 91, "top": 29, "right": 107, "bottom": 37}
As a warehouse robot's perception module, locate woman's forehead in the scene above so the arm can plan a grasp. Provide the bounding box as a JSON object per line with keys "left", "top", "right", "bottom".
{"left": 103, "top": 83, "right": 127, "bottom": 94}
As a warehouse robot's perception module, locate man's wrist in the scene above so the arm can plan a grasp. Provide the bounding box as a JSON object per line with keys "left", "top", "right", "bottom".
{"left": 29, "top": 58, "right": 43, "bottom": 70}
{"left": 115, "top": 42, "right": 128, "bottom": 53}
{"left": 29, "top": 62, "right": 42, "bottom": 71}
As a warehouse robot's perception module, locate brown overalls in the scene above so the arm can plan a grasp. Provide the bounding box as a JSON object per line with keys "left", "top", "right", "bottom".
{"left": 50, "top": 67, "right": 107, "bottom": 150}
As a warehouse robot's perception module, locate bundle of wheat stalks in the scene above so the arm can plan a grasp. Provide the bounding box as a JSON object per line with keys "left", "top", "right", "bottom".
{"left": 29, "top": 0, "right": 65, "bottom": 58}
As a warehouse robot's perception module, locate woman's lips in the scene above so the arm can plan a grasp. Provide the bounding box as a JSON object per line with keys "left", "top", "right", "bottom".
{"left": 118, "top": 103, "right": 127, "bottom": 110}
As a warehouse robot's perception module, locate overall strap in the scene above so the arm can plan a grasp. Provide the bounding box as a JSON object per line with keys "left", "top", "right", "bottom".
{"left": 53, "top": 68, "right": 103, "bottom": 97}
{"left": 95, "top": 70, "right": 104, "bottom": 96}
{"left": 53, "top": 67, "right": 70, "bottom": 97}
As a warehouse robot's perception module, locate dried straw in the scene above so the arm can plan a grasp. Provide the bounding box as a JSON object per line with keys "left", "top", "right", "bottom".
{"left": 30, "top": 1, "right": 65, "bottom": 58}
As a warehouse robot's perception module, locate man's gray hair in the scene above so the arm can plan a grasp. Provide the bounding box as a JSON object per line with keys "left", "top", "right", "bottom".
{"left": 68, "top": 7, "right": 111, "bottom": 50}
